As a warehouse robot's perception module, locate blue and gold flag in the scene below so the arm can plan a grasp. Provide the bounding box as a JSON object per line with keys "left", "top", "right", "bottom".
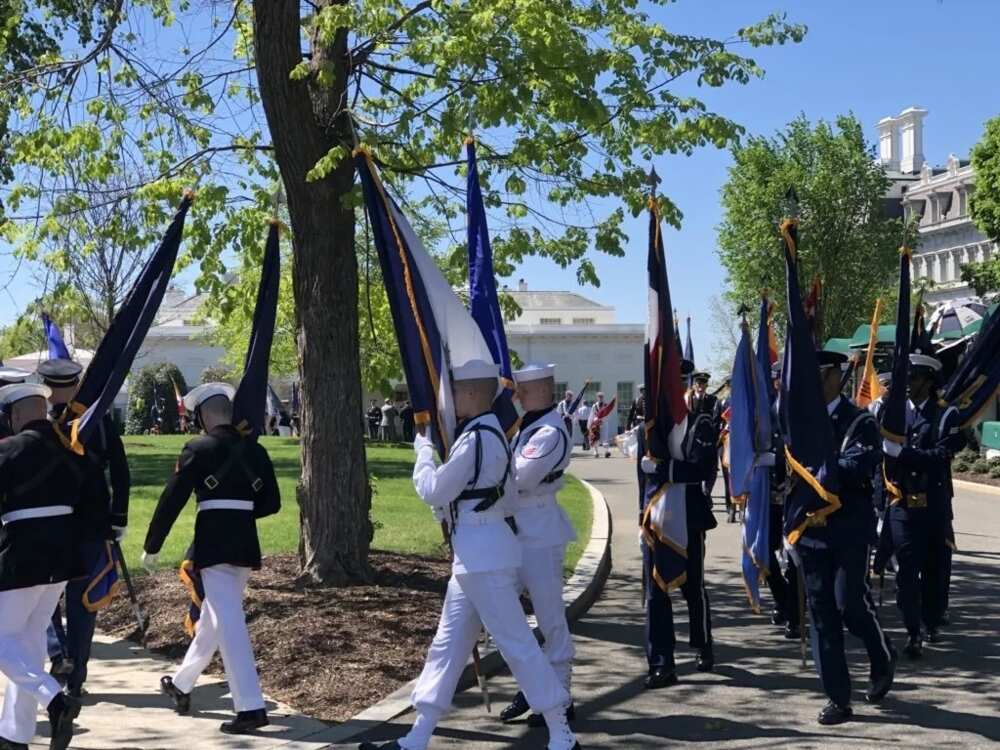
{"left": 778, "top": 217, "right": 841, "bottom": 544}
{"left": 62, "top": 194, "right": 192, "bottom": 453}
{"left": 466, "top": 139, "right": 518, "bottom": 437}
{"left": 684, "top": 317, "right": 695, "bottom": 367}
{"left": 941, "top": 297, "right": 1000, "bottom": 427}
{"left": 880, "top": 248, "right": 912, "bottom": 504}
{"left": 81, "top": 542, "right": 122, "bottom": 613}
{"left": 42, "top": 313, "right": 71, "bottom": 360}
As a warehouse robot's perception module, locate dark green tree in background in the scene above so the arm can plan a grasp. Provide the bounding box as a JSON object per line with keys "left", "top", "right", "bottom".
{"left": 961, "top": 115, "right": 1000, "bottom": 298}
{"left": 126, "top": 362, "right": 188, "bottom": 435}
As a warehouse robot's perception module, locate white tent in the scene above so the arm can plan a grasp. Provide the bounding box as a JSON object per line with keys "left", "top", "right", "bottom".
{"left": 4, "top": 348, "right": 96, "bottom": 373}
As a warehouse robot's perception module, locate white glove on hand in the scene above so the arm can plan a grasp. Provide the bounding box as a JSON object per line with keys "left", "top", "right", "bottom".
{"left": 882, "top": 439, "right": 902, "bottom": 458}
{"left": 112, "top": 526, "right": 127, "bottom": 542}
{"left": 414, "top": 433, "right": 434, "bottom": 453}
{"left": 638, "top": 526, "right": 646, "bottom": 547}
{"left": 640, "top": 456, "right": 659, "bottom": 475}
{"left": 757, "top": 452, "right": 776, "bottom": 468}
{"left": 141, "top": 551, "right": 158, "bottom": 571}
{"left": 431, "top": 505, "right": 447, "bottom": 523}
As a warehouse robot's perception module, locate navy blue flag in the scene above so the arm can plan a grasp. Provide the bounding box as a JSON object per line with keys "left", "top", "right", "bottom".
{"left": 941, "top": 295, "right": 1000, "bottom": 427}
{"left": 232, "top": 221, "right": 280, "bottom": 437}
{"left": 684, "top": 316, "right": 695, "bottom": 366}
{"left": 880, "top": 248, "right": 912, "bottom": 505}
{"left": 466, "top": 139, "right": 518, "bottom": 437}
{"left": 42, "top": 313, "right": 71, "bottom": 360}
{"left": 62, "top": 194, "right": 192, "bottom": 453}
{"left": 778, "top": 218, "right": 841, "bottom": 544}
{"left": 640, "top": 200, "right": 690, "bottom": 592}
{"left": 357, "top": 149, "right": 494, "bottom": 460}
{"left": 81, "top": 542, "right": 122, "bottom": 612}
{"left": 567, "top": 380, "right": 592, "bottom": 416}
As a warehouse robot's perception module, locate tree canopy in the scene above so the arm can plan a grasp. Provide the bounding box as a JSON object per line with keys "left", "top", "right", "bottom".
{"left": 961, "top": 115, "right": 1000, "bottom": 298}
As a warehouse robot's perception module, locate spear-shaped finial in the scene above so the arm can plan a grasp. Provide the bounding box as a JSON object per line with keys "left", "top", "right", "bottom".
{"left": 647, "top": 165, "right": 662, "bottom": 197}
{"left": 783, "top": 186, "right": 800, "bottom": 219}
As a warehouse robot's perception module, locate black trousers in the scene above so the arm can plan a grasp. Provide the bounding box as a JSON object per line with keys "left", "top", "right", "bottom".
{"left": 644, "top": 529, "right": 712, "bottom": 670}
{"left": 767, "top": 505, "right": 800, "bottom": 626}
{"left": 578, "top": 420, "right": 590, "bottom": 450}
{"left": 889, "top": 507, "right": 949, "bottom": 636}
{"left": 798, "top": 539, "right": 893, "bottom": 708}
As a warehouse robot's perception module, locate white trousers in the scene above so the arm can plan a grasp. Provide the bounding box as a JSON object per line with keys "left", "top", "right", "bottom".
{"left": 0, "top": 583, "right": 65, "bottom": 744}
{"left": 518, "top": 544, "right": 574, "bottom": 692}
{"left": 172, "top": 564, "right": 264, "bottom": 712}
{"left": 411, "top": 568, "right": 569, "bottom": 717}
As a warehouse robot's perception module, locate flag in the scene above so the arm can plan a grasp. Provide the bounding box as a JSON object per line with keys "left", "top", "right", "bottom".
{"left": 855, "top": 299, "right": 885, "bottom": 408}
{"left": 172, "top": 378, "right": 187, "bottom": 430}
{"left": 232, "top": 221, "right": 280, "bottom": 437}
{"left": 178, "top": 559, "right": 204, "bottom": 638}
{"left": 587, "top": 396, "right": 617, "bottom": 446}
{"left": 730, "top": 305, "right": 772, "bottom": 612}
{"left": 80, "top": 542, "right": 122, "bottom": 612}
{"left": 42, "top": 313, "right": 71, "bottom": 360}
{"left": 466, "top": 139, "right": 518, "bottom": 437}
{"left": 357, "top": 149, "right": 494, "bottom": 460}
{"left": 266, "top": 383, "right": 284, "bottom": 432}
{"left": 567, "top": 380, "right": 592, "bottom": 416}
{"left": 940, "top": 294, "right": 1000, "bottom": 428}
{"left": 804, "top": 275, "right": 823, "bottom": 347}
{"left": 290, "top": 381, "right": 301, "bottom": 416}
{"left": 766, "top": 300, "right": 780, "bottom": 367}
{"left": 640, "top": 199, "right": 690, "bottom": 592}
{"left": 61, "top": 194, "right": 192, "bottom": 453}
{"left": 684, "top": 316, "right": 695, "bottom": 366}
{"left": 880, "top": 248, "right": 912, "bottom": 507}
{"left": 778, "top": 217, "right": 841, "bottom": 544}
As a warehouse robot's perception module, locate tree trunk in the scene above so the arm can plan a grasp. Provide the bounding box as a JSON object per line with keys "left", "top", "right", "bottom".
{"left": 253, "top": 0, "right": 373, "bottom": 584}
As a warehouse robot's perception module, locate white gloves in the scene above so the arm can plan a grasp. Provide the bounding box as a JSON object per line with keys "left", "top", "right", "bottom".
{"left": 756, "top": 452, "right": 776, "bottom": 468}
{"left": 414, "top": 433, "right": 434, "bottom": 453}
{"left": 882, "top": 439, "right": 902, "bottom": 458}
{"left": 141, "top": 551, "right": 158, "bottom": 571}
{"left": 112, "top": 526, "right": 127, "bottom": 542}
{"left": 640, "top": 456, "right": 659, "bottom": 474}
{"left": 431, "top": 505, "right": 447, "bottom": 522}
{"left": 638, "top": 526, "right": 646, "bottom": 547}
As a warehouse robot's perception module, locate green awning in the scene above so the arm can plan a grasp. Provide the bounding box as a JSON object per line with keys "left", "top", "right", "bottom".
{"left": 848, "top": 324, "right": 896, "bottom": 349}
{"left": 823, "top": 337, "right": 852, "bottom": 354}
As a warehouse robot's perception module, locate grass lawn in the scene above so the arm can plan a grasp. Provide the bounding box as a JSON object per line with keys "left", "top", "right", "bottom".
{"left": 121, "top": 437, "right": 593, "bottom": 576}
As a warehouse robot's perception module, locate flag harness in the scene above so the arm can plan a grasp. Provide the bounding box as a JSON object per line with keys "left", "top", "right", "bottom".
{"left": 449, "top": 423, "right": 512, "bottom": 536}
{"left": 203, "top": 439, "right": 264, "bottom": 493}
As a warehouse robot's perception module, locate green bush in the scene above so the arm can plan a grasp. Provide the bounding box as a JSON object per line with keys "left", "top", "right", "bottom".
{"left": 957, "top": 446, "right": 980, "bottom": 462}
{"left": 990, "top": 465, "right": 1000, "bottom": 479}
{"left": 953, "top": 460, "right": 970, "bottom": 474}
{"left": 970, "top": 459, "right": 990, "bottom": 475}
{"left": 126, "top": 363, "right": 188, "bottom": 435}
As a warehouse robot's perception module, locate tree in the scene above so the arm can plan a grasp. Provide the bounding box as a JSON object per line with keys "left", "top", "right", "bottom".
{"left": 0, "top": 289, "right": 103, "bottom": 357}
{"left": 3, "top": 2, "right": 804, "bottom": 583}
{"left": 960, "top": 115, "right": 1000, "bottom": 297}
{"left": 126, "top": 361, "right": 188, "bottom": 435}
{"left": 717, "top": 114, "right": 911, "bottom": 340}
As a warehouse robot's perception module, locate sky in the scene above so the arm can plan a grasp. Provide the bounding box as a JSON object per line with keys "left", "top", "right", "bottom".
{"left": 2, "top": 0, "right": 999, "bottom": 369}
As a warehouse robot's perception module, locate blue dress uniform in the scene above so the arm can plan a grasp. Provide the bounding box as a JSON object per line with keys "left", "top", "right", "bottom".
{"left": 887, "top": 397, "right": 963, "bottom": 652}
{"left": 638, "top": 412, "right": 718, "bottom": 685}
{"left": 765, "top": 416, "right": 800, "bottom": 636}
{"left": 798, "top": 389, "right": 895, "bottom": 722}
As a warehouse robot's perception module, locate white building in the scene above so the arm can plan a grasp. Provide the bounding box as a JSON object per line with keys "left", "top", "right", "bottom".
{"left": 878, "top": 106, "right": 998, "bottom": 305}
{"left": 138, "top": 285, "right": 224, "bottom": 387}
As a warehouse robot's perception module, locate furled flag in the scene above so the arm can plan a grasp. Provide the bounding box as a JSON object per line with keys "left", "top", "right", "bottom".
{"left": 232, "top": 221, "right": 280, "bottom": 437}
{"left": 357, "top": 149, "right": 494, "bottom": 460}
{"left": 60, "top": 194, "right": 192, "bottom": 453}
{"left": 172, "top": 377, "right": 187, "bottom": 432}
{"left": 266, "top": 383, "right": 284, "bottom": 431}
{"left": 567, "top": 380, "right": 592, "bottom": 416}
{"left": 466, "top": 138, "right": 518, "bottom": 437}
{"left": 940, "top": 295, "right": 1000, "bottom": 427}
{"left": 804, "top": 275, "right": 823, "bottom": 348}
{"left": 81, "top": 542, "right": 123, "bottom": 613}
{"left": 684, "top": 316, "right": 695, "bottom": 366}
{"left": 730, "top": 300, "right": 773, "bottom": 612}
{"left": 178, "top": 558, "right": 204, "bottom": 638}
{"left": 778, "top": 207, "right": 841, "bottom": 544}
{"left": 290, "top": 381, "right": 301, "bottom": 416}
{"left": 42, "top": 313, "right": 71, "bottom": 360}
{"left": 880, "top": 248, "right": 913, "bottom": 505}
{"left": 640, "top": 198, "right": 690, "bottom": 592}
{"left": 855, "top": 299, "right": 885, "bottom": 408}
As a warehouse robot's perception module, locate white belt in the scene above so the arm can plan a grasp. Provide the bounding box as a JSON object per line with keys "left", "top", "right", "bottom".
{"left": 455, "top": 510, "right": 507, "bottom": 527}
{"left": 197, "top": 499, "right": 254, "bottom": 513}
{"left": 1, "top": 505, "right": 73, "bottom": 525}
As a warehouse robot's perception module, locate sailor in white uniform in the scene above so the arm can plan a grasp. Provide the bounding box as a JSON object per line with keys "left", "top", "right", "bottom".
{"left": 360, "top": 359, "right": 580, "bottom": 750}
{"left": 499, "top": 363, "right": 577, "bottom": 726}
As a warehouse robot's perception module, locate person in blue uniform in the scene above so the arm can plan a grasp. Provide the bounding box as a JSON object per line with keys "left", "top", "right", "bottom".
{"left": 881, "top": 351, "right": 964, "bottom": 658}
{"left": 638, "top": 358, "right": 718, "bottom": 689}
{"left": 797, "top": 351, "right": 896, "bottom": 726}
{"left": 0, "top": 383, "right": 111, "bottom": 750}
{"left": 38, "top": 358, "right": 130, "bottom": 699}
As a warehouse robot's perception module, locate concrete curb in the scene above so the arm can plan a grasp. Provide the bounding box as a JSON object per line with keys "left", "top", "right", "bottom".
{"left": 953, "top": 477, "right": 1000, "bottom": 497}
{"left": 307, "top": 476, "right": 613, "bottom": 747}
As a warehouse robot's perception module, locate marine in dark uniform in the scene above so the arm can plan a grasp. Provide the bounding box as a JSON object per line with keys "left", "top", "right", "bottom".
{"left": 0, "top": 383, "right": 110, "bottom": 750}
{"left": 639, "top": 359, "right": 718, "bottom": 689}
{"left": 38, "top": 358, "right": 130, "bottom": 698}
{"left": 881, "top": 351, "right": 964, "bottom": 658}
{"left": 144, "top": 383, "right": 281, "bottom": 735}
{"left": 797, "top": 351, "right": 895, "bottom": 726}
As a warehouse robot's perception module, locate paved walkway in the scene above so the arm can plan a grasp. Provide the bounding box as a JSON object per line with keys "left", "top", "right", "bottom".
{"left": 347, "top": 448, "right": 1000, "bottom": 749}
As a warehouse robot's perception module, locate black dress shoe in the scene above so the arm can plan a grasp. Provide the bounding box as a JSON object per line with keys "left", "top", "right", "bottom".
{"left": 903, "top": 635, "right": 923, "bottom": 659}
{"left": 160, "top": 676, "right": 191, "bottom": 715}
{"left": 220, "top": 708, "right": 269, "bottom": 735}
{"left": 926, "top": 627, "right": 940, "bottom": 643}
{"left": 644, "top": 667, "right": 678, "bottom": 689}
{"left": 866, "top": 647, "right": 897, "bottom": 704}
{"left": 47, "top": 693, "right": 81, "bottom": 750}
{"left": 358, "top": 743, "right": 402, "bottom": 750}
{"left": 939, "top": 611, "right": 950, "bottom": 627}
{"left": 817, "top": 701, "right": 853, "bottom": 725}
{"left": 526, "top": 703, "right": 576, "bottom": 727}
{"left": 696, "top": 646, "right": 714, "bottom": 672}
{"left": 499, "top": 690, "right": 530, "bottom": 723}
{"left": 770, "top": 609, "right": 787, "bottom": 626}
{"left": 0, "top": 737, "right": 29, "bottom": 750}
{"left": 784, "top": 623, "right": 801, "bottom": 640}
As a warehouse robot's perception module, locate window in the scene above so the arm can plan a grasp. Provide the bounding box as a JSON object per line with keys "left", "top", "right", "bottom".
{"left": 588, "top": 382, "right": 602, "bottom": 401}
{"left": 617, "top": 382, "right": 634, "bottom": 432}
{"left": 539, "top": 317, "right": 562, "bottom": 325}
{"left": 554, "top": 381, "right": 568, "bottom": 399}
{"left": 572, "top": 317, "right": 595, "bottom": 325}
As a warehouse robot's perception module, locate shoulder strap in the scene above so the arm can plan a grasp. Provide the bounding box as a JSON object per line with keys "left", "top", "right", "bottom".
{"left": 204, "top": 438, "right": 263, "bottom": 493}
{"left": 841, "top": 410, "right": 875, "bottom": 453}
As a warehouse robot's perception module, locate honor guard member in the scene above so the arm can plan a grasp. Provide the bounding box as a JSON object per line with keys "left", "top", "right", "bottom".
{"left": 881, "top": 350, "right": 964, "bottom": 657}
{"left": 0, "top": 383, "right": 110, "bottom": 750}
{"left": 0, "top": 369, "right": 31, "bottom": 439}
{"left": 689, "top": 372, "right": 721, "bottom": 509}
{"left": 638, "top": 357, "right": 718, "bottom": 689}
{"left": 361, "top": 360, "right": 579, "bottom": 750}
{"left": 38, "top": 358, "right": 130, "bottom": 698}
{"left": 798, "top": 351, "right": 895, "bottom": 726}
{"left": 711, "top": 379, "right": 734, "bottom": 522}
{"left": 499, "top": 364, "right": 577, "bottom": 727}
{"left": 144, "top": 383, "right": 281, "bottom": 735}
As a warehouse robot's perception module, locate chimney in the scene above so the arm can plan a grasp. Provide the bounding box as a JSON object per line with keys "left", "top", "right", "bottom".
{"left": 876, "top": 116, "right": 899, "bottom": 171}
{"left": 897, "top": 106, "right": 928, "bottom": 175}
{"left": 518, "top": 278, "right": 527, "bottom": 292}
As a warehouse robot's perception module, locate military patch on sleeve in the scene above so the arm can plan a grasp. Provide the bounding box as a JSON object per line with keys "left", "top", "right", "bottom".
{"left": 522, "top": 443, "right": 541, "bottom": 458}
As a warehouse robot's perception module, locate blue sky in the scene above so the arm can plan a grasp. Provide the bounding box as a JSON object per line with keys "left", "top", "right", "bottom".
{"left": 2, "top": 0, "right": 999, "bottom": 369}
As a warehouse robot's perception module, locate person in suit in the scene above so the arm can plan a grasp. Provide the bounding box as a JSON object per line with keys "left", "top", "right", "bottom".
{"left": 366, "top": 400, "right": 381, "bottom": 439}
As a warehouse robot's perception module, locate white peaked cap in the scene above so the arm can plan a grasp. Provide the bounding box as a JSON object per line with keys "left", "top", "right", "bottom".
{"left": 451, "top": 359, "right": 499, "bottom": 382}
{"left": 513, "top": 363, "right": 556, "bottom": 383}
{"left": 0, "top": 383, "right": 51, "bottom": 408}
{"left": 0, "top": 367, "right": 32, "bottom": 384}
{"left": 877, "top": 372, "right": 892, "bottom": 385}
{"left": 184, "top": 382, "right": 236, "bottom": 411}
{"left": 909, "top": 353, "right": 942, "bottom": 372}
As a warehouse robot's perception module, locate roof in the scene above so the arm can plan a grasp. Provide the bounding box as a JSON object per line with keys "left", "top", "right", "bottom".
{"left": 503, "top": 290, "right": 611, "bottom": 311}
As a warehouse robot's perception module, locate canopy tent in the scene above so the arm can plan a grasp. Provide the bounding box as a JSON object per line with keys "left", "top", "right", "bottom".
{"left": 4, "top": 348, "right": 96, "bottom": 373}
{"left": 822, "top": 337, "right": 852, "bottom": 355}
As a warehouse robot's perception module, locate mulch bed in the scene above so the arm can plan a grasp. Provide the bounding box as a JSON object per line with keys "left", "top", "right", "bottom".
{"left": 101, "top": 552, "right": 451, "bottom": 723}
{"left": 953, "top": 471, "right": 1000, "bottom": 488}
